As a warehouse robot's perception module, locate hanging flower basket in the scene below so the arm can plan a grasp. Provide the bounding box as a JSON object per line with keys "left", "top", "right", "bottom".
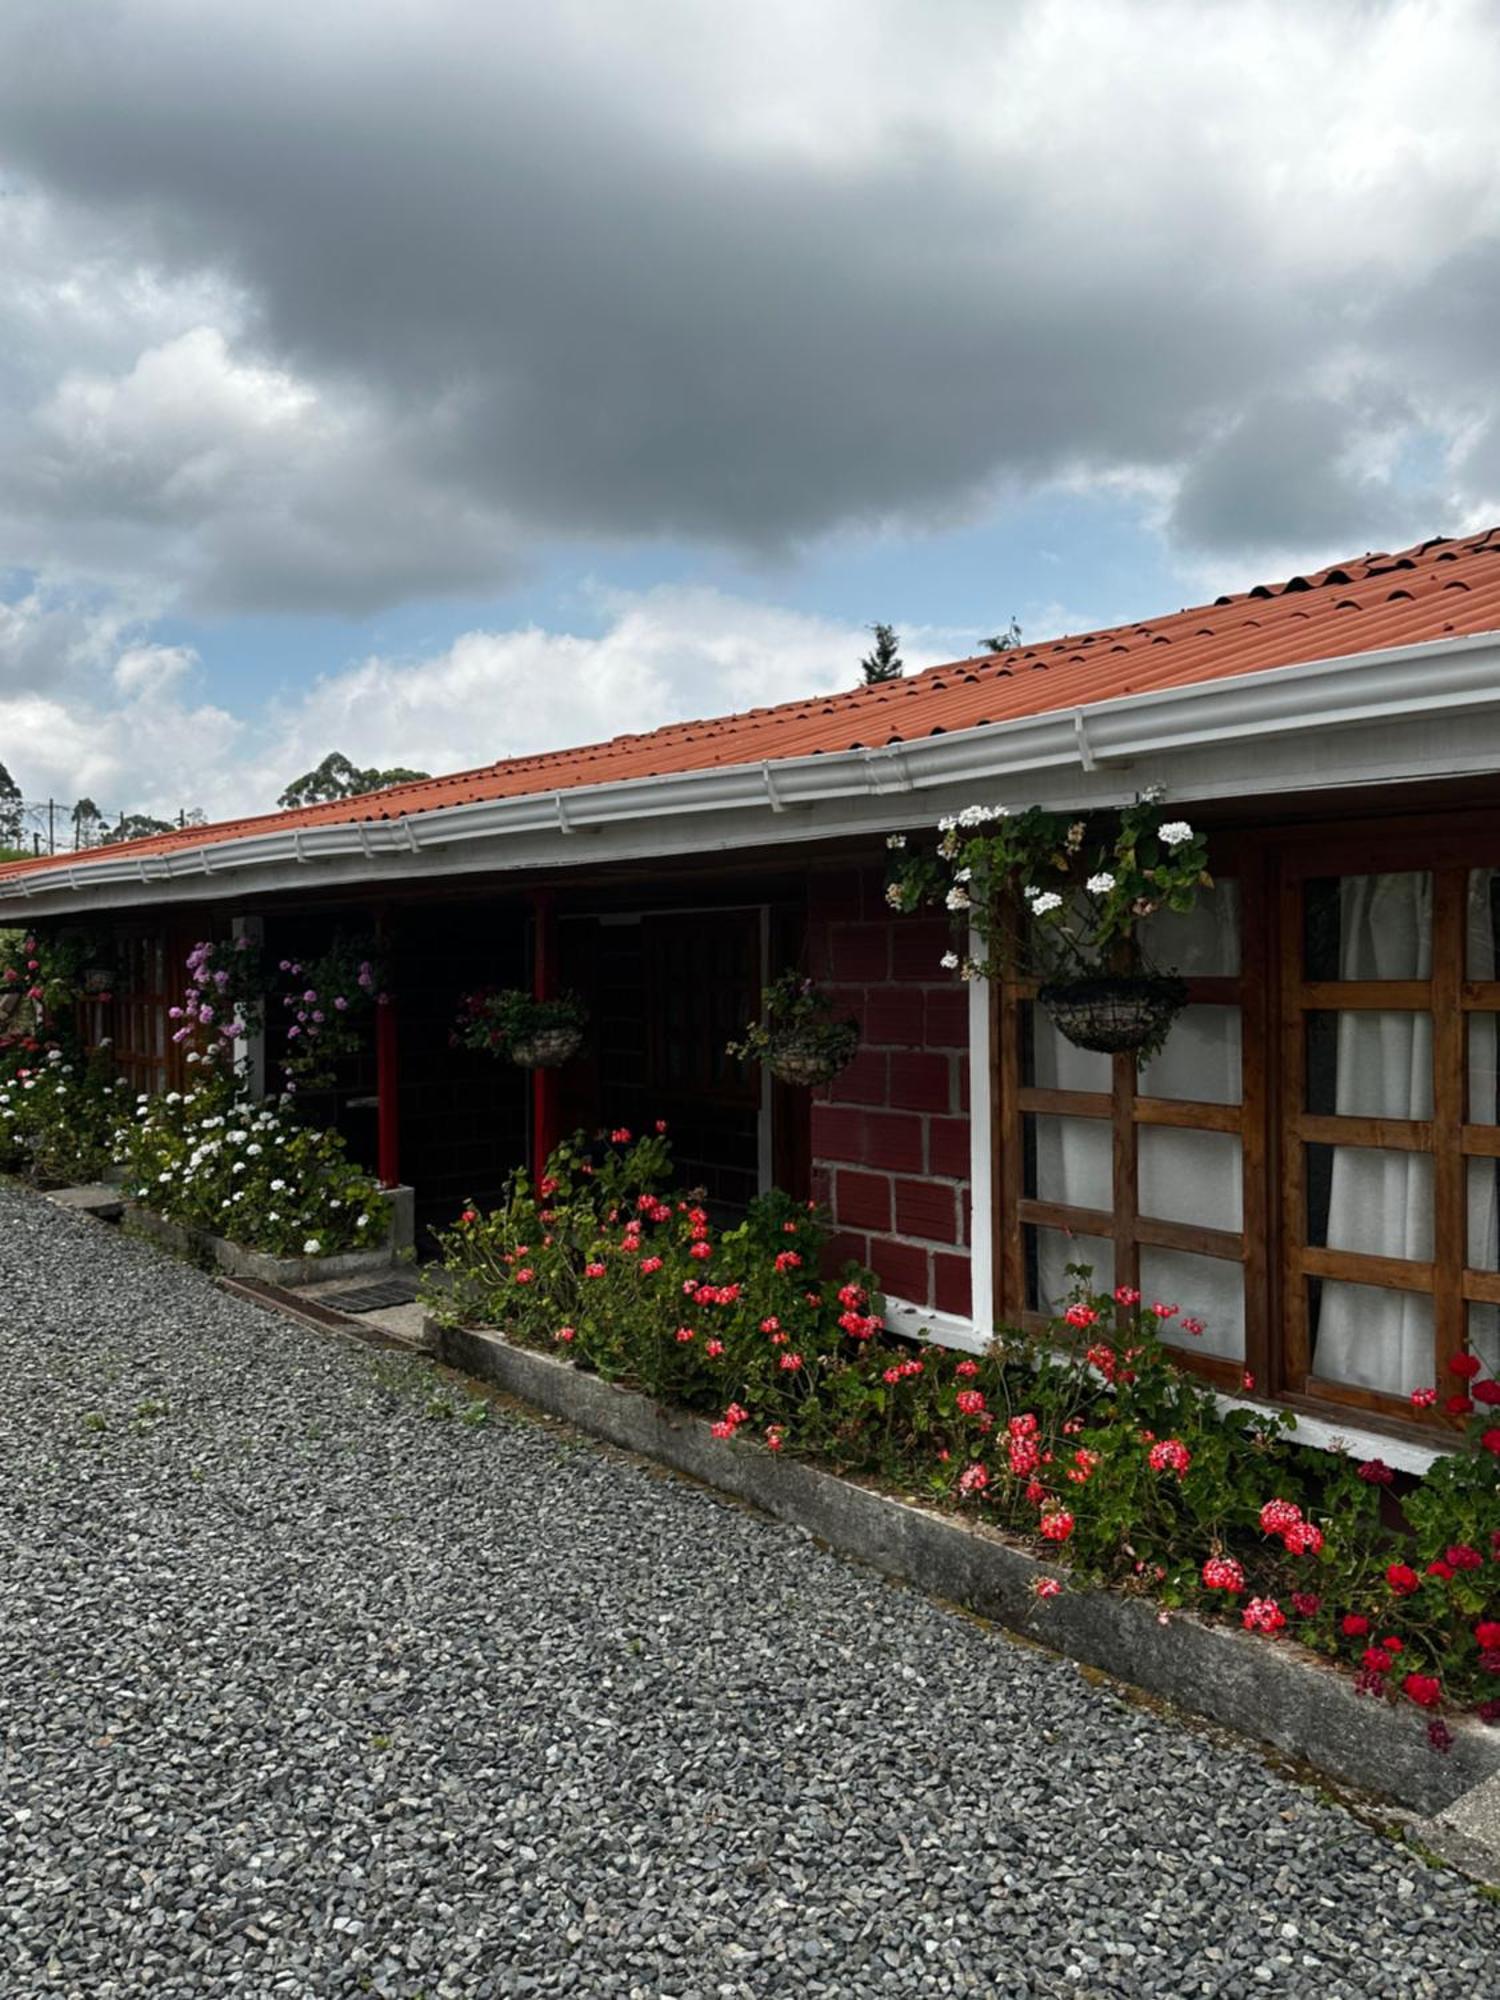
{"left": 1037, "top": 974, "right": 1189, "bottom": 1057}
{"left": 728, "top": 971, "right": 860, "bottom": 1090}
{"left": 764, "top": 1021, "right": 860, "bottom": 1088}
{"left": 509, "top": 1023, "right": 586, "bottom": 1069}
{"left": 454, "top": 988, "right": 589, "bottom": 1069}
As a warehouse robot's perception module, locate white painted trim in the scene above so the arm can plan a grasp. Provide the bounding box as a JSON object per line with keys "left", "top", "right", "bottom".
{"left": 966, "top": 936, "right": 993, "bottom": 1340}
{"left": 883, "top": 1293, "right": 989, "bottom": 1355}
{"left": 9, "top": 625, "right": 1500, "bottom": 920}
{"left": 1213, "top": 1393, "right": 1443, "bottom": 1475}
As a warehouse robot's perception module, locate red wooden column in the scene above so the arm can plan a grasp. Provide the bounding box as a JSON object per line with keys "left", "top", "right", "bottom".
{"left": 375, "top": 910, "right": 400, "bottom": 1189}
{"left": 532, "top": 888, "right": 560, "bottom": 1180}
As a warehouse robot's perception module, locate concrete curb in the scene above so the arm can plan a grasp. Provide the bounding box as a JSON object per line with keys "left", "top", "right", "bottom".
{"left": 124, "top": 1184, "right": 414, "bottom": 1285}
{"left": 438, "top": 1320, "right": 1500, "bottom": 1831}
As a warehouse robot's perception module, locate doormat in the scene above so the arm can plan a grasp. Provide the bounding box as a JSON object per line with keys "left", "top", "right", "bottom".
{"left": 314, "top": 1276, "right": 422, "bottom": 1314}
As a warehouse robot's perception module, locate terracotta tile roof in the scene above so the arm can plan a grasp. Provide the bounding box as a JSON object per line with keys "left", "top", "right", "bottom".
{"left": 6, "top": 526, "right": 1500, "bottom": 883}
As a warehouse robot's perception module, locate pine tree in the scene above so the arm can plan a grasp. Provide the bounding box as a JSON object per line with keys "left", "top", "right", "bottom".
{"left": 981, "top": 617, "right": 1022, "bottom": 654}
{"left": 859, "top": 623, "right": 903, "bottom": 685}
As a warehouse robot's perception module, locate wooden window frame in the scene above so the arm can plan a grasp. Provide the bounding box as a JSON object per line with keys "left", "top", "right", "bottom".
{"left": 995, "top": 840, "right": 1266, "bottom": 1395}
{"left": 992, "top": 809, "right": 1500, "bottom": 1437}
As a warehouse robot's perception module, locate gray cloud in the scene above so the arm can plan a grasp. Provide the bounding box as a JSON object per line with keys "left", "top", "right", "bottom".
{"left": 0, "top": 0, "right": 1497, "bottom": 613}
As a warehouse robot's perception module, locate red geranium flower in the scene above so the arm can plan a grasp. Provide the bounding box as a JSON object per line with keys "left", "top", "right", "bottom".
{"left": 1483, "top": 1430, "right": 1500, "bottom": 1456}
{"left": 1243, "top": 1597, "right": 1286, "bottom": 1635}
{"left": 1474, "top": 1380, "right": 1500, "bottom": 1406}
{"left": 1386, "top": 1563, "right": 1421, "bottom": 1596}
{"left": 1361, "top": 1647, "right": 1393, "bottom": 1674}
{"left": 1341, "top": 1614, "right": 1370, "bottom": 1638}
{"left": 1450, "top": 1353, "right": 1483, "bottom": 1378}
{"left": 1475, "top": 1621, "right": 1500, "bottom": 1651}
{"left": 1403, "top": 1673, "right": 1443, "bottom": 1709}
{"left": 1447, "top": 1545, "right": 1484, "bottom": 1571}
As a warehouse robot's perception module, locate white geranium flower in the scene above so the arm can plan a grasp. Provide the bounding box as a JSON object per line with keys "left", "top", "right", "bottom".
{"left": 884, "top": 883, "right": 906, "bottom": 910}
{"left": 303, "top": 1237, "right": 321, "bottom": 1255}
{"left": 1158, "top": 820, "right": 1194, "bottom": 847}
{"left": 885, "top": 832, "right": 906, "bottom": 850}
{"left": 270, "top": 1178, "right": 286, "bottom": 1192}
{"left": 940, "top": 950, "right": 960, "bottom": 970}
{"left": 356, "top": 1214, "right": 370, "bottom": 1229}
{"left": 165, "top": 1091, "right": 182, "bottom": 1105}
{"left": 1086, "top": 872, "right": 1116, "bottom": 895}
{"left": 936, "top": 814, "right": 957, "bottom": 833}
{"left": 945, "top": 885, "right": 971, "bottom": 911}
{"left": 1027, "top": 890, "right": 1064, "bottom": 916}
{"left": 246, "top": 1144, "right": 262, "bottom": 1157}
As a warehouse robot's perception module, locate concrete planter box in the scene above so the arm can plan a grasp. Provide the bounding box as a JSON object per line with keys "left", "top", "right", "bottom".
{"left": 128, "top": 1183, "right": 414, "bottom": 1288}
{"left": 437, "top": 1320, "right": 1500, "bottom": 1822}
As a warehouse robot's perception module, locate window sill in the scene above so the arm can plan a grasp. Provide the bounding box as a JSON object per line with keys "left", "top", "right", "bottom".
{"left": 891, "top": 1296, "right": 1450, "bottom": 1475}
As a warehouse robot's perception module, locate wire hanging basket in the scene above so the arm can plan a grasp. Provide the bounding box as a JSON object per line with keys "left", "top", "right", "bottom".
{"left": 1037, "top": 974, "right": 1189, "bottom": 1057}
{"left": 508, "top": 1024, "right": 585, "bottom": 1069}
{"left": 764, "top": 1022, "right": 860, "bottom": 1088}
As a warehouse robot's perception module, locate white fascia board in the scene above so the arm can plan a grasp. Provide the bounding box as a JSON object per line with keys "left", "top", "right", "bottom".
{"left": 7, "top": 626, "right": 1500, "bottom": 922}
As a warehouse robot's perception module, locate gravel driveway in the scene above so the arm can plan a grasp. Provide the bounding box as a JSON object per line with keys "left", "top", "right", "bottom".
{"left": 2, "top": 1187, "right": 1498, "bottom": 1998}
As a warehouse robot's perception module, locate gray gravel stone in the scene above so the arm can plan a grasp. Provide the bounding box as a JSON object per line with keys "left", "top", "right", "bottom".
{"left": 1, "top": 1184, "right": 1498, "bottom": 1998}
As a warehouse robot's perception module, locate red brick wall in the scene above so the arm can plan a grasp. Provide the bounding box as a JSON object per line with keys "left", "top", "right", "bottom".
{"left": 806, "top": 862, "right": 971, "bottom": 1317}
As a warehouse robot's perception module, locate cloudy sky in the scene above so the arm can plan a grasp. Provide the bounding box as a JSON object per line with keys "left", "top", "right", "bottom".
{"left": 1, "top": 0, "right": 1498, "bottom": 827}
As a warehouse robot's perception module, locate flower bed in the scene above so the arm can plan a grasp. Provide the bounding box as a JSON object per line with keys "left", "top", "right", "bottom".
{"left": 126, "top": 1195, "right": 411, "bottom": 1287}
{"left": 121, "top": 1076, "right": 400, "bottom": 1274}
{"left": 434, "top": 1321, "right": 1500, "bottom": 1820}
{"left": 428, "top": 1130, "right": 1500, "bottom": 1750}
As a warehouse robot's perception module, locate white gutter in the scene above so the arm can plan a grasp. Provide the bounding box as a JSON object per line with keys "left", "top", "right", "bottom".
{"left": 6, "top": 625, "right": 1500, "bottom": 918}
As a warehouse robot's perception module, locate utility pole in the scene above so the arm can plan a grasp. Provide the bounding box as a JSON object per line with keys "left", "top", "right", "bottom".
{"left": 47, "top": 799, "right": 55, "bottom": 855}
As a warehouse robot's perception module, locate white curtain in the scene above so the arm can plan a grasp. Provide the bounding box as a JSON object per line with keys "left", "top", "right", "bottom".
{"left": 1311, "top": 874, "right": 1434, "bottom": 1394}
{"left": 1033, "top": 889, "right": 1245, "bottom": 1356}
{"left": 1032, "top": 1026, "right": 1114, "bottom": 1309}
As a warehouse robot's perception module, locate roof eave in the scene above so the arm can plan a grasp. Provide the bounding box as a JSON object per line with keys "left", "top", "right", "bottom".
{"left": 6, "top": 626, "right": 1500, "bottom": 920}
